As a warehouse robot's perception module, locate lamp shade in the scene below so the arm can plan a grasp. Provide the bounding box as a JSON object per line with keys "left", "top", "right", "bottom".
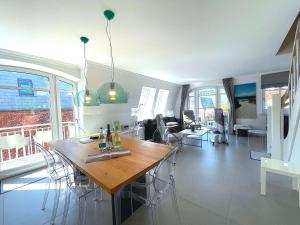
{"left": 74, "top": 90, "right": 100, "bottom": 106}
{"left": 97, "top": 82, "right": 128, "bottom": 104}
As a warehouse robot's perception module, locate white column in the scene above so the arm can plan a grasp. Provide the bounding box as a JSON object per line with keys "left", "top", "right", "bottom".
{"left": 266, "top": 107, "right": 272, "bottom": 154}
{"left": 270, "top": 94, "right": 282, "bottom": 160}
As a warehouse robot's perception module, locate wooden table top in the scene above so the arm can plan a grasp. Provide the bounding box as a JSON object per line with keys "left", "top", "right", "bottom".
{"left": 53, "top": 135, "right": 171, "bottom": 194}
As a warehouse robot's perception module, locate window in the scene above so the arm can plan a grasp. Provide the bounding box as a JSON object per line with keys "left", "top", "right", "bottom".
{"left": 58, "top": 80, "right": 77, "bottom": 139}
{"left": 0, "top": 69, "right": 78, "bottom": 165}
{"left": 263, "top": 86, "right": 288, "bottom": 110}
{"left": 18, "top": 78, "right": 34, "bottom": 96}
{"left": 137, "top": 86, "right": 157, "bottom": 121}
{"left": 153, "top": 89, "right": 169, "bottom": 116}
{"left": 198, "top": 88, "right": 216, "bottom": 123}
{"left": 185, "top": 87, "right": 230, "bottom": 125}
{"left": 219, "top": 88, "right": 230, "bottom": 114}
{"left": 187, "top": 91, "right": 195, "bottom": 111}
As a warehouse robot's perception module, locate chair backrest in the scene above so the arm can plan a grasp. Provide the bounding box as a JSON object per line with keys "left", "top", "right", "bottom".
{"left": 152, "top": 146, "right": 179, "bottom": 194}
{"left": 0, "top": 134, "right": 29, "bottom": 149}
{"left": 153, "top": 114, "right": 168, "bottom": 143}
{"left": 34, "top": 130, "right": 53, "bottom": 144}
{"left": 34, "top": 137, "right": 58, "bottom": 177}
{"left": 53, "top": 149, "right": 76, "bottom": 187}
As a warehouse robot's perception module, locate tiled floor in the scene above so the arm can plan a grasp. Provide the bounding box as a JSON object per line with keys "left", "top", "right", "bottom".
{"left": 0, "top": 135, "right": 299, "bottom": 225}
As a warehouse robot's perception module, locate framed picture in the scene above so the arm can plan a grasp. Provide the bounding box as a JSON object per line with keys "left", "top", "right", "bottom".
{"left": 18, "top": 78, "right": 34, "bottom": 96}
{"left": 234, "top": 83, "right": 257, "bottom": 119}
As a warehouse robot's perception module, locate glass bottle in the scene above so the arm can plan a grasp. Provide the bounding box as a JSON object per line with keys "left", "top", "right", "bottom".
{"left": 99, "top": 128, "right": 106, "bottom": 150}
{"left": 106, "top": 124, "right": 113, "bottom": 149}
{"left": 114, "top": 129, "right": 122, "bottom": 146}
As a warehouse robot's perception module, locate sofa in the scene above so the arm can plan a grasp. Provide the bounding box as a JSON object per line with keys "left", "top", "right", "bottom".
{"left": 142, "top": 116, "right": 182, "bottom": 141}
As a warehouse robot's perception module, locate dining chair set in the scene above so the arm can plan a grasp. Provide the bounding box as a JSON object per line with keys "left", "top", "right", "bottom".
{"left": 36, "top": 133, "right": 182, "bottom": 225}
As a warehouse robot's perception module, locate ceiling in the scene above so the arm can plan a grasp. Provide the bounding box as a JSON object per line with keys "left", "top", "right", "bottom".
{"left": 0, "top": 0, "right": 299, "bottom": 84}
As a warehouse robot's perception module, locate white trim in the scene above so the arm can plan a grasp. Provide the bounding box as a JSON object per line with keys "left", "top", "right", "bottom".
{"left": 0, "top": 59, "right": 80, "bottom": 82}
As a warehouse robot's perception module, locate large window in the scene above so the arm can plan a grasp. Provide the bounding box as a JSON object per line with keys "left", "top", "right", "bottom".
{"left": 0, "top": 69, "right": 78, "bottom": 165}
{"left": 263, "top": 86, "right": 288, "bottom": 110}
{"left": 198, "top": 88, "right": 216, "bottom": 123}
{"left": 186, "top": 87, "right": 229, "bottom": 124}
{"left": 219, "top": 88, "right": 230, "bottom": 114}
{"left": 137, "top": 86, "right": 157, "bottom": 121}
{"left": 153, "top": 89, "right": 169, "bottom": 116}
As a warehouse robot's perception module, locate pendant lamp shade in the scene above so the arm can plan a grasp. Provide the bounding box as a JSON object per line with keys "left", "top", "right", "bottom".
{"left": 74, "top": 90, "right": 100, "bottom": 106}
{"left": 96, "top": 9, "right": 128, "bottom": 104}
{"left": 97, "top": 82, "right": 128, "bottom": 104}
{"left": 74, "top": 36, "right": 100, "bottom": 106}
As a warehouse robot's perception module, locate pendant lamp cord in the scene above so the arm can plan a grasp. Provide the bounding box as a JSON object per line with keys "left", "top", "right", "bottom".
{"left": 83, "top": 43, "right": 89, "bottom": 89}
{"left": 106, "top": 19, "right": 115, "bottom": 83}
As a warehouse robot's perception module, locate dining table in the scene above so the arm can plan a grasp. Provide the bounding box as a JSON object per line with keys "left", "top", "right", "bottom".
{"left": 53, "top": 134, "right": 171, "bottom": 225}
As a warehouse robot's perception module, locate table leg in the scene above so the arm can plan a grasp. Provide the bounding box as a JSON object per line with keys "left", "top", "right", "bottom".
{"left": 111, "top": 190, "right": 122, "bottom": 225}
{"left": 260, "top": 168, "right": 266, "bottom": 195}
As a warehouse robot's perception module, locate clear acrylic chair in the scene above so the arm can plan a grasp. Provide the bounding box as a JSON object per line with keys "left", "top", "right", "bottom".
{"left": 54, "top": 149, "right": 97, "bottom": 225}
{"left": 35, "top": 140, "right": 69, "bottom": 224}
{"left": 35, "top": 139, "right": 95, "bottom": 225}
{"left": 129, "top": 146, "right": 182, "bottom": 225}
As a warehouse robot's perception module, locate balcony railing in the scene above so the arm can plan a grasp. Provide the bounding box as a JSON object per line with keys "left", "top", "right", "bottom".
{"left": 0, "top": 122, "right": 76, "bottom": 162}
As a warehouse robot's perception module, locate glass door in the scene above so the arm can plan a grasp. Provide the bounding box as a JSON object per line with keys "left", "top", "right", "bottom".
{"left": 56, "top": 78, "right": 79, "bottom": 140}
{"left": 0, "top": 69, "right": 52, "bottom": 164}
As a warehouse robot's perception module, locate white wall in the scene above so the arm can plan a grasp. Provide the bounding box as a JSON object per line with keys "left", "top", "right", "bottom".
{"left": 81, "top": 62, "right": 180, "bottom": 133}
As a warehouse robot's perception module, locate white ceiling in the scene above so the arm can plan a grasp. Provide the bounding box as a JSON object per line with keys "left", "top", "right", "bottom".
{"left": 0, "top": 0, "right": 299, "bottom": 84}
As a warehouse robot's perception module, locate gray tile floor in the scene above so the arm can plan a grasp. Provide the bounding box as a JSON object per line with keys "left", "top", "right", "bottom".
{"left": 0, "top": 135, "right": 299, "bottom": 225}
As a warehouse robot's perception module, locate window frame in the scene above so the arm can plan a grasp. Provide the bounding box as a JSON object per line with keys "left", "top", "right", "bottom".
{"left": 0, "top": 66, "right": 79, "bottom": 141}
{"left": 186, "top": 86, "right": 229, "bottom": 123}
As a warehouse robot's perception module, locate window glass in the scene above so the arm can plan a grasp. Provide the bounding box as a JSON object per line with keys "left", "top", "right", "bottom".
{"left": 137, "top": 86, "right": 157, "bottom": 121}
{"left": 58, "top": 81, "right": 76, "bottom": 139}
{"left": 0, "top": 70, "right": 49, "bottom": 89}
{"left": 188, "top": 91, "right": 195, "bottom": 111}
{"left": 59, "top": 80, "right": 73, "bottom": 91}
{"left": 263, "top": 86, "right": 287, "bottom": 110}
{"left": 198, "top": 88, "right": 216, "bottom": 123}
{"left": 154, "top": 89, "right": 169, "bottom": 116}
{"left": 219, "top": 88, "right": 230, "bottom": 113}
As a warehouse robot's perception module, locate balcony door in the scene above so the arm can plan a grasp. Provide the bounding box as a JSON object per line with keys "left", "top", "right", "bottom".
{"left": 0, "top": 67, "right": 78, "bottom": 169}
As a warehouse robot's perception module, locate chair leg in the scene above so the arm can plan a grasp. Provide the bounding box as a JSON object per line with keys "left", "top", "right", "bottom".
{"left": 61, "top": 188, "right": 71, "bottom": 225}
{"left": 42, "top": 177, "right": 51, "bottom": 210}
{"left": 260, "top": 168, "right": 266, "bottom": 195}
{"left": 170, "top": 181, "right": 183, "bottom": 225}
{"left": 150, "top": 203, "right": 159, "bottom": 225}
{"left": 51, "top": 180, "right": 62, "bottom": 224}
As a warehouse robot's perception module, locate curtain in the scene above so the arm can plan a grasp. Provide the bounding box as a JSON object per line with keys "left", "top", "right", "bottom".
{"left": 179, "top": 84, "right": 190, "bottom": 126}
{"left": 222, "top": 78, "right": 235, "bottom": 134}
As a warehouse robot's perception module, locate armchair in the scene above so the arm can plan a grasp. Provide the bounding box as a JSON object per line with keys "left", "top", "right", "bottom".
{"left": 183, "top": 110, "right": 201, "bottom": 129}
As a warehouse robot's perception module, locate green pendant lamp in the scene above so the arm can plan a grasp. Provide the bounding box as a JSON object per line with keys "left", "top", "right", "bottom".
{"left": 74, "top": 37, "right": 100, "bottom": 106}
{"left": 97, "top": 10, "right": 128, "bottom": 104}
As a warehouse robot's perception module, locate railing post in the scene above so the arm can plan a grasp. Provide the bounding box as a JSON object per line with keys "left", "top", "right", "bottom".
{"left": 21, "top": 127, "right": 25, "bottom": 158}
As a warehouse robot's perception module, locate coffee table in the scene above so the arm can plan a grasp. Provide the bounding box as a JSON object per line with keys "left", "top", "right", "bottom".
{"left": 179, "top": 128, "right": 210, "bottom": 148}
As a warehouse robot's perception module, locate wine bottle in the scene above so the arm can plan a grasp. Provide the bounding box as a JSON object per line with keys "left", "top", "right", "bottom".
{"left": 106, "top": 124, "right": 113, "bottom": 149}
